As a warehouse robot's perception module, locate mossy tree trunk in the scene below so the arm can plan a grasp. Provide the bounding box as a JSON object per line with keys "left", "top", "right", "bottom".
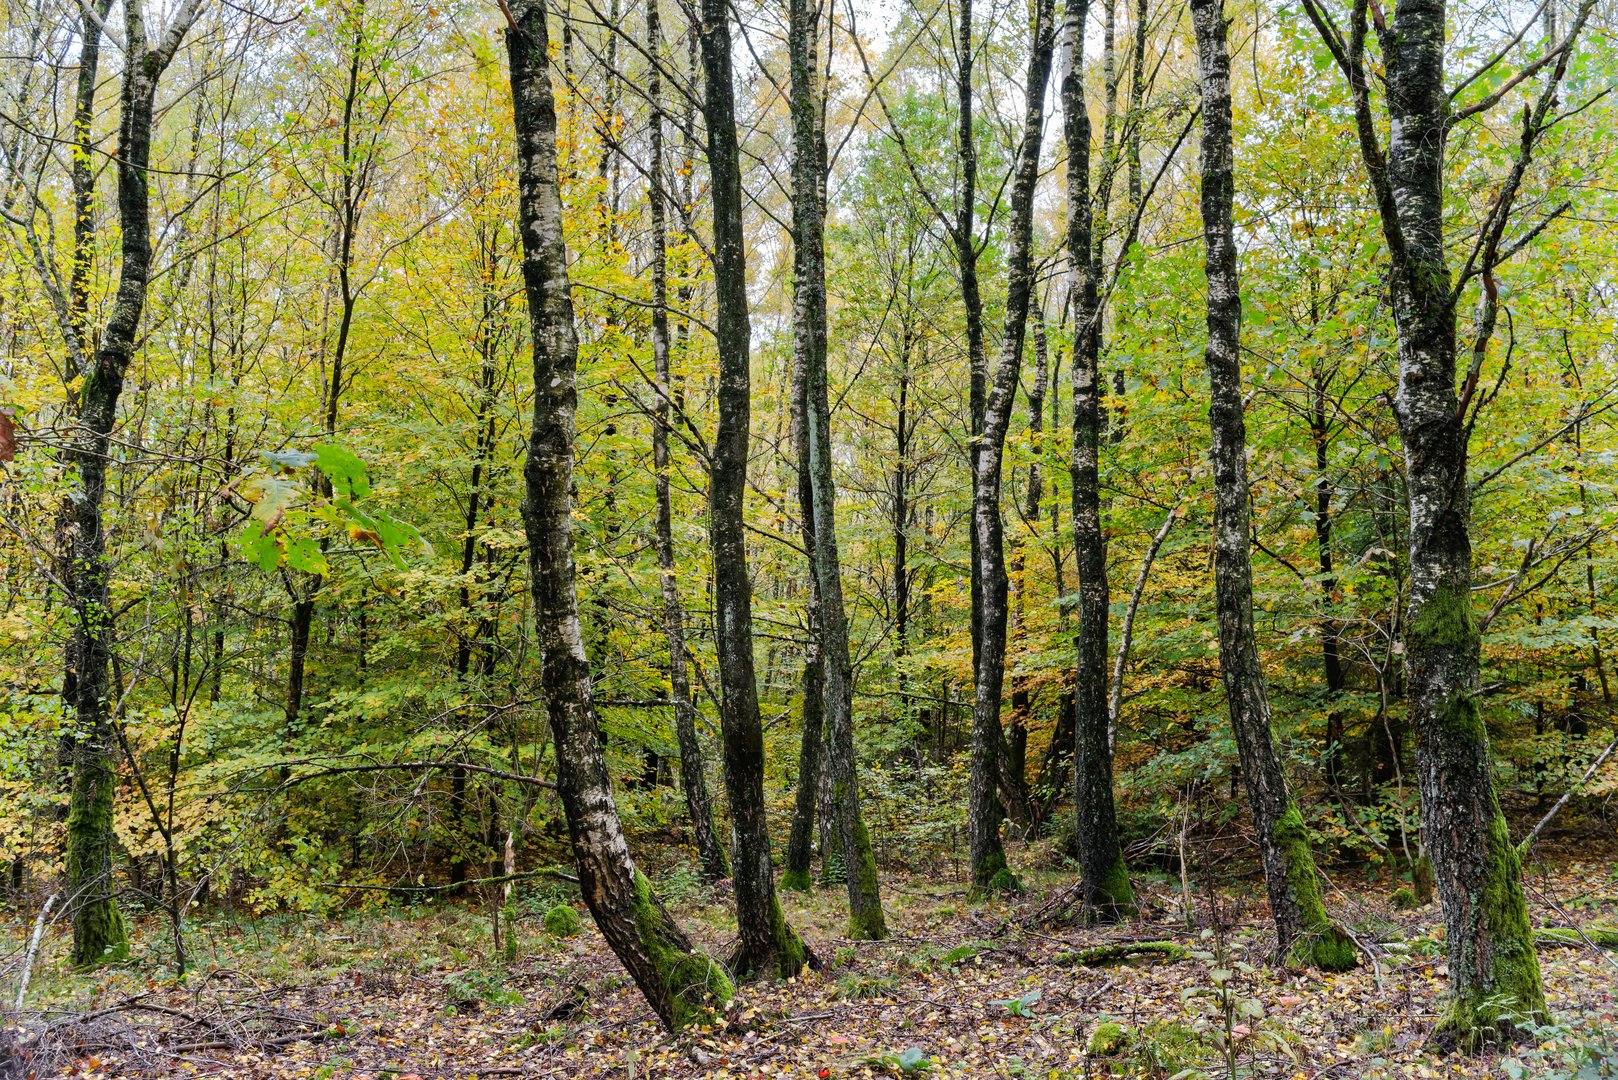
{"left": 506, "top": 6, "right": 732, "bottom": 1029}
{"left": 788, "top": 0, "right": 887, "bottom": 940}
{"left": 965, "top": 0, "right": 1057, "bottom": 899}
{"left": 646, "top": 0, "right": 727, "bottom": 886}
{"left": 65, "top": 0, "right": 202, "bottom": 968}
{"left": 1190, "top": 0, "right": 1353, "bottom": 972}
{"left": 1293, "top": 0, "right": 1598, "bottom": 1042}
{"left": 696, "top": 0, "right": 810, "bottom": 979}
{"left": 1062, "top": 0, "right": 1134, "bottom": 919}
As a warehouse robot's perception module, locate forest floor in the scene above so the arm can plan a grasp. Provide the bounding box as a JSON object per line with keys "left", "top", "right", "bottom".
{"left": 7, "top": 840, "right": 1618, "bottom": 1079}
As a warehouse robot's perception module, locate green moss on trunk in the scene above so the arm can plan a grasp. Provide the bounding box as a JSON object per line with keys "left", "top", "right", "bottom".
{"left": 1408, "top": 584, "right": 1475, "bottom": 653}
{"left": 67, "top": 747, "right": 129, "bottom": 969}
{"left": 780, "top": 868, "right": 813, "bottom": 892}
{"left": 1430, "top": 810, "right": 1547, "bottom": 1049}
{"left": 845, "top": 814, "right": 887, "bottom": 940}
{"left": 631, "top": 871, "right": 733, "bottom": 1027}
{"left": 1092, "top": 854, "right": 1136, "bottom": 918}
{"left": 1273, "top": 805, "right": 1357, "bottom": 972}
{"left": 764, "top": 895, "right": 811, "bottom": 979}
{"left": 969, "top": 849, "right": 1021, "bottom": 899}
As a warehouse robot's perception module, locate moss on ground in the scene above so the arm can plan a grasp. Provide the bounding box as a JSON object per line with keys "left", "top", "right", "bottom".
{"left": 543, "top": 903, "right": 581, "bottom": 938}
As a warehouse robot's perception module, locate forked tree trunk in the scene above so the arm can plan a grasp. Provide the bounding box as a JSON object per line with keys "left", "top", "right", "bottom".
{"left": 506, "top": 5, "right": 732, "bottom": 1028}
{"left": 647, "top": 0, "right": 727, "bottom": 884}
{"left": 1189, "top": 0, "right": 1353, "bottom": 971}
{"left": 65, "top": 0, "right": 202, "bottom": 968}
{"left": 788, "top": 0, "right": 886, "bottom": 939}
{"left": 1062, "top": 0, "right": 1134, "bottom": 918}
{"left": 966, "top": 0, "right": 1057, "bottom": 897}
{"left": 696, "top": 0, "right": 810, "bottom": 979}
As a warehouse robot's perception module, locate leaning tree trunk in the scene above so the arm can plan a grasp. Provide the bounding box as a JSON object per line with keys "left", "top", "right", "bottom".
{"left": 1189, "top": 0, "right": 1353, "bottom": 971}
{"left": 696, "top": 0, "right": 810, "bottom": 980}
{"left": 506, "top": 4, "right": 731, "bottom": 1029}
{"left": 1062, "top": 0, "right": 1134, "bottom": 918}
{"left": 788, "top": 0, "right": 887, "bottom": 939}
{"left": 966, "top": 0, "right": 1057, "bottom": 897}
{"left": 647, "top": 0, "right": 727, "bottom": 884}
{"left": 65, "top": 0, "right": 203, "bottom": 968}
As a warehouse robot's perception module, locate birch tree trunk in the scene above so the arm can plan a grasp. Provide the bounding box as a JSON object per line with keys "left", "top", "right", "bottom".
{"left": 696, "top": 0, "right": 811, "bottom": 978}
{"left": 1062, "top": 0, "right": 1134, "bottom": 918}
{"left": 951, "top": 0, "right": 999, "bottom": 889}
{"left": 966, "top": 0, "right": 1057, "bottom": 897}
{"left": 788, "top": 0, "right": 887, "bottom": 939}
{"left": 647, "top": 0, "right": 727, "bottom": 885}
{"left": 1190, "top": 0, "right": 1353, "bottom": 971}
{"left": 65, "top": 0, "right": 203, "bottom": 968}
{"left": 507, "top": 4, "right": 732, "bottom": 1028}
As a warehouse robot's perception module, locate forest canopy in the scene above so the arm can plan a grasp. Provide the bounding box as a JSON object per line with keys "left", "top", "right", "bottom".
{"left": 2, "top": 0, "right": 1618, "bottom": 1069}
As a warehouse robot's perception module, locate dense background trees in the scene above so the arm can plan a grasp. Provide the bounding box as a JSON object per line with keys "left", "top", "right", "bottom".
{"left": 3, "top": 0, "right": 1617, "bottom": 1047}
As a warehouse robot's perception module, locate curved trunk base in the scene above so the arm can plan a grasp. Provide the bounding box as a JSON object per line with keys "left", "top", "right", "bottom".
{"left": 629, "top": 871, "right": 735, "bottom": 1028}
{"left": 1272, "top": 805, "right": 1358, "bottom": 971}
{"left": 780, "top": 868, "right": 813, "bottom": 893}
{"left": 1083, "top": 853, "right": 1136, "bottom": 922}
{"left": 969, "top": 850, "right": 1022, "bottom": 900}
{"left": 726, "top": 896, "right": 812, "bottom": 982}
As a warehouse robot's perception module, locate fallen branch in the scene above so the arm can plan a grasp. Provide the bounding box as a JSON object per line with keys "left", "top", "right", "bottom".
{"left": 1054, "top": 941, "right": 1187, "bottom": 967}
{"left": 320, "top": 866, "right": 579, "bottom": 894}
{"left": 1519, "top": 731, "right": 1618, "bottom": 855}
{"left": 14, "top": 893, "right": 57, "bottom": 1009}
{"left": 1534, "top": 924, "right": 1618, "bottom": 949}
{"left": 168, "top": 1025, "right": 340, "bottom": 1053}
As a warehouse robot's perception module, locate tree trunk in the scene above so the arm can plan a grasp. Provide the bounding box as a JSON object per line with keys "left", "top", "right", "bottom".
{"left": 647, "top": 0, "right": 727, "bottom": 884}
{"left": 65, "top": 0, "right": 202, "bottom": 968}
{"left": 506, "top": 5, "right": 732, "bottom": 1029}
{"left": 789, "top": 0, "right": 886, "bottom": 939}
{"left": 966, "top": 0, "right": 1057, "bottom": 897}
{"left": 953, "top": 0, "right": 990, "bottom": 872}
{"left": 1190, "top": 0, "right": 1353, "bottom": 971}
{"left": 782, "top": 644, "right": 823, "bottom": 890}
{"left": 1063, "top": 0, "right": 1134, "bottom": 918}
{"left": 1311, "top": 371, "right": 1347, "bottom": 793}
{"left": 1381, "top": 0, "right": 1551, "bottom": 1040}
{"left": 696, "top": 0, "right": 810, "bottom": 979}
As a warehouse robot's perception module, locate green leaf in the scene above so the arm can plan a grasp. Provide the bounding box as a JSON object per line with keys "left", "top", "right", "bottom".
{"left": 897, "top": 1048, "right": 930, "bottom": 1072}
{"left": 283, "top": 535, "right": 330, "bottom": 575}
{"left": 240, "top": 525, "right": 282, "bottom": 571}
{"left": 315, "top": 443, "right": 370, "bottom": 500}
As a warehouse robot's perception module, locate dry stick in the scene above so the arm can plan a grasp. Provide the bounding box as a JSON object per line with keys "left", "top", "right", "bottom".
{"left": 1108, "top": 503, "right": 1181, "bottom": 740}
{"left": 1519, "top": 730, "right": 1618, "bottom": 855}
{"left": 14, "top": 893, "right": 58, "bottom": 1009}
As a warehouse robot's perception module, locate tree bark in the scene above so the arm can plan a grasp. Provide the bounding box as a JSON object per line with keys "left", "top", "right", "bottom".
{"left": 696, "top": 0, "right": 811, "bottom": 978}
{"left": 1378, "top": 0, "right": 1560, "bottom": 1041}
{"left": 788, "top": 0, "right": 886, "bottom": 939}
{"left": 647, "top": 0, "right": 727, "bottom": 884}
{"left": 65, "top": 0, "right": 202, "bottom": 969}
{"left": 1063, "top": 0, "right": 1134, "bottom": 918}
{"left": 507, "top": 5, "right": 732, "bottom": 1029}
{"left": 966, "top": 0, "right": 1057, "bottom": 897}
{"left": 1190, "top": 0, "right": 1353, "bottom": 971}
